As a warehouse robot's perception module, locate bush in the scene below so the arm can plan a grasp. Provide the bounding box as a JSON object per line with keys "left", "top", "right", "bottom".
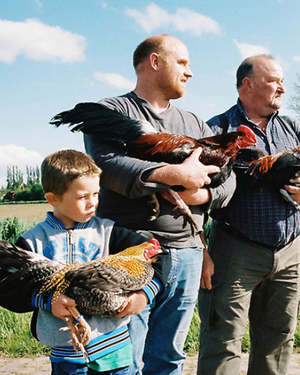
{"left": 0, "top": 217, "right": 31, "bottom": 243}
{"left": 0, "top": 216, "right": 49, "bottom": 356}
{"left": 14, "top": 184, "right": 45, "bottom": 201}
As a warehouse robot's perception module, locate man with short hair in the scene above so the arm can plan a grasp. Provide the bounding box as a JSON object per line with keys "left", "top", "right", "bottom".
{"left": 198, "top": 55, "right": 300, "bottom": 375}
{"left": 85, "top": 34, "right": 235, "bottom": 374}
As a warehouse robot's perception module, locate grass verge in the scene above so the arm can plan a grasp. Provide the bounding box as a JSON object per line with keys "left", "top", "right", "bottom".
{"left": 0, "top": 308, "right": 49, "bottom": 357}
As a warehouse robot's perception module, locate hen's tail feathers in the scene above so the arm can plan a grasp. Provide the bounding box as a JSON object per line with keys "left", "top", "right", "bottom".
{"left": 0, "top": 240, "right": 62, "bottom": 293}
{"left": 0, "top": 240, "right": 45, "bottom": 270}
{"left": 50, "top": 102, "right": 152, "bottom": 143}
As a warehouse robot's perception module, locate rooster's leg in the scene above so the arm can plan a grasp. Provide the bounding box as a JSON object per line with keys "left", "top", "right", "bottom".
{"left": 147, "top": 193, "right": 160, "bottom": 221}
{"left": 166, "top": 188, "right": 199, "bottom": 237}
{"left": 60, "top": 306, "right": 91, "bottom": 363}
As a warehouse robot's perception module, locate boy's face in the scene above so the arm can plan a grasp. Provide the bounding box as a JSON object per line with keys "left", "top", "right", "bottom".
{"left": 53, "top": 174, "right": 100, "bottom": 228}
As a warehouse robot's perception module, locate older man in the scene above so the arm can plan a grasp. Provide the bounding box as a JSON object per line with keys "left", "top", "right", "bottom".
{"left": 198, "top": 55, "right": 300, "bottom": 375}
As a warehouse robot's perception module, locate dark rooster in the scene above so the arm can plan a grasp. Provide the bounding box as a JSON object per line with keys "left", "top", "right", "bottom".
{"left": 0, "top": 238, "right": 161, "bottom": 361}
{"left": 239, "top": 146, "right": 300, "bottom": 211}
{"left": 50, "top": 102, "right": 256, "bottom": 235}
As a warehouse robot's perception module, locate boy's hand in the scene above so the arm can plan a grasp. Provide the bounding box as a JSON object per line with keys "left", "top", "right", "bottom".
{"left": 51, "top": 294, "right": 77, "bottom": 320}
{"left": 115, "top": 291, "right": 148, "bottom": 318}
{"left": 52, "top": 295, "right": 91, "bottom": 358}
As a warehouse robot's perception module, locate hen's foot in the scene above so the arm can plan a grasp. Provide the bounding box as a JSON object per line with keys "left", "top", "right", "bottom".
{"left": 60, "top": 306, "right": 91, "bottom": 363}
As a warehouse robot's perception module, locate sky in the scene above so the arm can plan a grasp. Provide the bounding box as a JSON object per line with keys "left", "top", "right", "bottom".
{"left": 1, "top": 0, "right": 300, "bottom": 188}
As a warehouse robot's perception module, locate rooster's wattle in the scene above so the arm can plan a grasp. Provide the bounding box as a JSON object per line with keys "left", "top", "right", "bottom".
{"left": 50, "top": 102, "right": 256, "bottom": 235}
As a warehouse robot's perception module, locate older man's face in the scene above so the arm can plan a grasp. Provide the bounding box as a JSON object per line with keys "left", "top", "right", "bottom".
{"left": 251, "top": 59, "right": 285, "bottom": 115}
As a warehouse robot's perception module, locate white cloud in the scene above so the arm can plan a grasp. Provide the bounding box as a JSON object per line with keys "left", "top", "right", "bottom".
{"left": 93, "top": 72, "right": 135, "bottom": 89}
{"left": 125, "top": 3, "right": 222, "bottom": 37}
{"left": 0, "top": 18, "right": 86, "bottom": 64}
{"left": 234, "top": 39, "right": 271, "bottom": 60}
{"left": 293, "top": 56, "right": 300, "bottom": 62}
{"left": 0, "top": 145, "right": 43, "bottom": 188}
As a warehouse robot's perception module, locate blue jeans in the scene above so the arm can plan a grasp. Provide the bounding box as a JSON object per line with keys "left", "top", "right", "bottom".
{"left": 51, "top": 362, "right": 130, "bottom": 375}
{"left": 128, "top": 247, "right": 203, "bottom": 375}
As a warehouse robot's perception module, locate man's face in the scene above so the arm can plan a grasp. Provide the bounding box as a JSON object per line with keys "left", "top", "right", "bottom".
{"left": 158, "top": 39, "right": 193, "bottom": 100}
{"left": 250, "top": 59, "right": 285, "bottom": 115}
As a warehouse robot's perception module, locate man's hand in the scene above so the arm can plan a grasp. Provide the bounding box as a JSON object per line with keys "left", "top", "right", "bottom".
{"left": 199, "top": 232, "right": 214, "bottom": 290}
{"left": 174, "top": 148, "right": 220, "bottom": 189}
{"left": 285, "top": 176, "right": 300, "bottom": 204}
{"left": 147, "top": 147, "right": 220, "bottom": 190}
{"left": 201, "top": 248, "right": 214, "bottom": 290}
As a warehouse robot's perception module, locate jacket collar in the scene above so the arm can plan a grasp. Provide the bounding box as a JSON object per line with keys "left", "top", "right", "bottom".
{"left": 45, "top": 211, "right": 90, "bottom": 230}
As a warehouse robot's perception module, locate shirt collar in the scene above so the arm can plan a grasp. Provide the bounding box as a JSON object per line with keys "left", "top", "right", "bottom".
{"left": 236, "top": 99, "right": 280, "bottom": 126}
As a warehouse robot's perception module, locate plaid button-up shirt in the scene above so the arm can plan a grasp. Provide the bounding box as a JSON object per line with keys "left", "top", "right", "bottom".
{"left": 209, "top": 100, "right": 300, "bottom": 247}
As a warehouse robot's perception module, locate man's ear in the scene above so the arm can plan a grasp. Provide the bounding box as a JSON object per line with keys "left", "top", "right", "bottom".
{"left": 243, "top": 77, "right": 253, "bottom": 91}
{"left": 149, "top": 52, "right": 160, "bottom": 71}
{"left": 45, "top": 192, "right": 59, "bottom": 207}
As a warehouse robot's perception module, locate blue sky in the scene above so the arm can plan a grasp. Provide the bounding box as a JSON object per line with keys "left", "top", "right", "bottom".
{"left": 1, "top": 0, "right": 300, "bottom": 188}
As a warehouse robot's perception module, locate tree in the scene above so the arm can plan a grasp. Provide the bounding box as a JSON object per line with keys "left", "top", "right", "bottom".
{"left": 5, "top": 165, "right": 41, "bottom": 190}
{"left": 6, "top": 167, "right": 13, "bottom": 190}
{"left": 6, "top": 165, "right": 23, "bottom": 190}
{"left": 26, "top": 165, "right": 40, "bottom": 187}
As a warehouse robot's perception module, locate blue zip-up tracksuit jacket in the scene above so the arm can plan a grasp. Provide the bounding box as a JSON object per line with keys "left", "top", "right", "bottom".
{"left": 14, "top": 212, "right": 164, "bottom": 364}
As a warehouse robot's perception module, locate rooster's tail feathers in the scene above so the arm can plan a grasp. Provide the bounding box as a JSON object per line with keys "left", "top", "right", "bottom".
{"left": 50, "top": 102, "right": 154, "bottom": 143}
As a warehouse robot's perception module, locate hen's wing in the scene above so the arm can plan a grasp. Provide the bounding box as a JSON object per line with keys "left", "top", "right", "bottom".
{"left": 38, "top": 239, "right": 161, "bottom": 316}
{"left": 63, "top": 256, "right": 154, "bottom": 316}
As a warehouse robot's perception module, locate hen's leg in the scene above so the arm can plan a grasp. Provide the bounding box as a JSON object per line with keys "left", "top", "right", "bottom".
{"left": 60, "top": 306, "right": 91, "bottom": 363}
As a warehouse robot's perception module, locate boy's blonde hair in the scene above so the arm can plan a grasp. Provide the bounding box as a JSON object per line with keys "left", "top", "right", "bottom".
{"left": 41, "top": 149, "right": 101, "bottom": 196}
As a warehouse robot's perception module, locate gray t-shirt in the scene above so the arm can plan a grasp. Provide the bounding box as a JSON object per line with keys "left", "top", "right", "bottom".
{"left": 84, "top": 91, "right": 235, "bottom": 248}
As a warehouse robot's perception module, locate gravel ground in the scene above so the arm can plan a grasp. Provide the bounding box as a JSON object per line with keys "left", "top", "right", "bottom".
{"left": 1, "top": 352, "right": 300, "bottom": 375}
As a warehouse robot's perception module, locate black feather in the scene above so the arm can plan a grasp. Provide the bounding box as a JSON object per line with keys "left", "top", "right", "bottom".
{"left": 50, "top": 102, "right": 146, "bottom": 142}
{"left": 0, "top": 240, "right": 156, "bottom": 316}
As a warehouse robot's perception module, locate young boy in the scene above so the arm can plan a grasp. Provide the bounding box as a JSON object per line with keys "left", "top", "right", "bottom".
{"left": 13, "top": 149, "right": 167, "bottom": 375}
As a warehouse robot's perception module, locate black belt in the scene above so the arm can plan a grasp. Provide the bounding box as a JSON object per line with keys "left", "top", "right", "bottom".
{"left": 216, "top": 222, "right": 285, "bottom": 252}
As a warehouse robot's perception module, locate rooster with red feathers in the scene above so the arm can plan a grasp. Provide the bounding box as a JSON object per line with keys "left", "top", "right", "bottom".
{"left": 51, "top": 102, "right": 256, "bottom": 235}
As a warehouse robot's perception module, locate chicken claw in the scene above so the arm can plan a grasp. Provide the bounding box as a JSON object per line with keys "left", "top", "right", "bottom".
{"left": 166, "top": 188, "right": 199, "bottom": 237}
{"left": 60, "top": 306, "right": 91, "bottom": 363}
